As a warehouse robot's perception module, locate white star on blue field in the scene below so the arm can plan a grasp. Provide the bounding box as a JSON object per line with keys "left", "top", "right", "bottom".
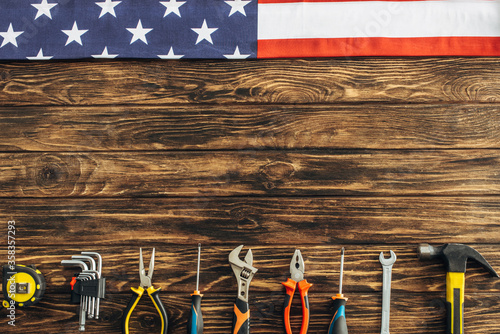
{"left": 0, "top": 0, "right": 257, "bottom": 59}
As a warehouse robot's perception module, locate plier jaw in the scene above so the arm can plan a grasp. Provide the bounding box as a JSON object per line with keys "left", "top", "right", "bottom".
{"left": 290, "top": 249, "right": 305, "bottom": 282}
{"left": 282, "top": 249, "right": 312, "bottom": 334}
{"left": 139, "top": 248, "right": 154, "bottom": 288}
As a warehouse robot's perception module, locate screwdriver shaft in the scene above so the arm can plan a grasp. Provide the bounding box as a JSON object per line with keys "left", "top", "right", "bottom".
{"left": 196, "top": 243, "right": 201, "bottom": 292}
{"left": 339, "top": 247, "right": 344, "bottom": 295}
{"left": 188, "top": 244, "right": 204, "bottom": 334}
{"left": 329, "top": 247, "right": 348, "bottom": 334}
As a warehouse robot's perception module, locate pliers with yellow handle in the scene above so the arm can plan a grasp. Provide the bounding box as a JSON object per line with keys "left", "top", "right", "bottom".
{"left": 122, "top": 248, "right": 168, "bottom": 334}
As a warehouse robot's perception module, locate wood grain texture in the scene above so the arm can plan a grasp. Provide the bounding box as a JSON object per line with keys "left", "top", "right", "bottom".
{"left": 2, "top": 292, "right": 500, "bottom": 334}
{"left": 4, "top": 245, "right": 499, "bottom": 294}
{"left": 2, "top": 104, "right": 500, "bottom": 151}
{"left": 1, "top": 58, "right": 500, "bottom": 106}
{"left": 3, "top": 150, "right": 500, "bottom": 197}
{"left": 2, "top": 197, "right": 500, "bottom": 246}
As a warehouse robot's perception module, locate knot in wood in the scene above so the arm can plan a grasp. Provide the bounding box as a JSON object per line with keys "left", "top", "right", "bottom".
{"left": 237, "top": 217, "right": 259, "bottom": 230}
{"left": 259, "top": 161, "right": 295, "bottom": 181}
{"left": 140, "top": 314, "right": 158, "bottom": 329}
{"left": 97, "top": 310, "right": 112, "bottom": 322}
{"left": 229, "top": 205, "right": 257, "bottom": 220}
{"left": 24, "top": 153, "right": 81, "bottom": 196}
{"left": 0, "top": 69, "right": 10, "bottom": 81}
{"left": 36, "top": 159, "right": 68, "bottom": 189}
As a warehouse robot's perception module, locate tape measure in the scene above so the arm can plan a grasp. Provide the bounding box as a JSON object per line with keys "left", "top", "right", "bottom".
{"left": 2, "top": 265, "right": 46, "bottom": 308}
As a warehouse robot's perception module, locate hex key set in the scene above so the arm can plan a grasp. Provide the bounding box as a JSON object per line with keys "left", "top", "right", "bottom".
{"left": 3, "top": 243, "right": 495, "bottom": 333}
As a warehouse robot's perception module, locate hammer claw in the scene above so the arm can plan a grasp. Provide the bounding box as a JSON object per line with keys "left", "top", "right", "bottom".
{"left": 418, "top": 243, "right": 498, "bottom": 276}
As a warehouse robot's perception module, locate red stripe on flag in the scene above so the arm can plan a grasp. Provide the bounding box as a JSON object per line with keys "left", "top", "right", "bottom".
{"left": 258, "top": 0, "right": 430, "bottom": 3}
{"left": 257, "top": 37, "right": 500, "bottom": 58}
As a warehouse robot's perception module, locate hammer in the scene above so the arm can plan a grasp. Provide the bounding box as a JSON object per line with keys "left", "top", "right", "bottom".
{"left": 418, "top": 243, "right": 498, "bottom": 334}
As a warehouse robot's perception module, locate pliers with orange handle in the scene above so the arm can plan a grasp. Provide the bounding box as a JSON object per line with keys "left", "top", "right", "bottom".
{"left": 282, "top": 249, "right": 312, "bottom": 334}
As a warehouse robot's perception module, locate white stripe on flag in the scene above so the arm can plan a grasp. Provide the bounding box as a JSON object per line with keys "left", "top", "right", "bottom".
{"left": 258, "top": 1, "right": 500, "bottom": 40}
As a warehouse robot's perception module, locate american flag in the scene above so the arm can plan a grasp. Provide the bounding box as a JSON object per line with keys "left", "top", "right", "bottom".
{"left": 0, "top": 0, "right": 499, "bottom": 60}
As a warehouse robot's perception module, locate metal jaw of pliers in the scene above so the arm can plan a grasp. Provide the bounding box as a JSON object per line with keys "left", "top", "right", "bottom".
{"left": 122, "top": 248, "right": 168, "bottom": 334}
{"left": 282, "top": 249, "right": 313, "bottom": 334}
{"left": 229, "top": 245, "right": 258, "bottom": 334}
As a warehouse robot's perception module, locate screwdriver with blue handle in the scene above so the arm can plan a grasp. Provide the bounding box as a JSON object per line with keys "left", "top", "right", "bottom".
{"left": 328, "top": 247, "right": 348, "bottom": 334}
{"left": 188, "top": 244, "right": 203, "bottom": 334}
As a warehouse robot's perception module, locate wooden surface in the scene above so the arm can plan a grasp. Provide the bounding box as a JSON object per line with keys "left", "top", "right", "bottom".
{"left": 0, "top": 58, "right": 499, "bottom": 333}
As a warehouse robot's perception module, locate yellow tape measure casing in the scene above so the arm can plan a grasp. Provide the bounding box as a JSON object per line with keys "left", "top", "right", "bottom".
{"left": 2, "top": 265, "right": 46, "bottom": 308}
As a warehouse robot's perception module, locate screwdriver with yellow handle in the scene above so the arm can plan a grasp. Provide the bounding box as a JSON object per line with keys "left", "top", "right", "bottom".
{"left": 188, "top": 244, "right": 203, "bottom": 334}
{"left": 328, "top": 247, "right": 348, "bottom": 334}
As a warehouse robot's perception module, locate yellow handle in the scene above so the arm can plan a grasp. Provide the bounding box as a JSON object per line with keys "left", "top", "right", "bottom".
{"left": 446, "top": 272, "right": 465, "bottom": 334}
{"left": 122, "top": 286, "right": 145, "bottom": 334}
{"left": 146, "top": 286, "right": 168, "bottom": 334}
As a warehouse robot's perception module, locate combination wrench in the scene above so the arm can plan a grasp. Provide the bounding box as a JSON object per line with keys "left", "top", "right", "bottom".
{"left": 379, "top": 250, "right": 396, "bottom": 334}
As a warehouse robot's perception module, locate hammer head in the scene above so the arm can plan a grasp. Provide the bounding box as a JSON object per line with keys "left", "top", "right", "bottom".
{"left": 418, "top": 243, "right": 499, "bottom": 276}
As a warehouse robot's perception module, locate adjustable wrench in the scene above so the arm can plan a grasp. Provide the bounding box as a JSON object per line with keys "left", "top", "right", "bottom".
{"left": 229, "top": 245, "right": 258, "bottom": 334}
{"left": 379, "top": 250, "right": 396, "bottom": 334}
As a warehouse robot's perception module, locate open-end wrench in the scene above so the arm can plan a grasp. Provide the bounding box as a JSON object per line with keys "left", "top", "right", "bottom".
{"left": 379, "top": 250, "right": 396, "bottom": 334}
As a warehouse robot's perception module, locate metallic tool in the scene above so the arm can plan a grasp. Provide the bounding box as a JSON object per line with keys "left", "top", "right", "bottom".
{"left": 76, "top": 273, "right": 94, "bottom": 325}
{"left": 61, "top": 252, "right": 105, "bottom": 332}
{"left": 282, "top": 249, "right": 312, "bottom": 334}
{"left": 328, "top": 247, "right": 348, "bottom": 334}
{"left": 81, "top": 252, "right": 103, "bottom": 319}
{"left": 61, "top": 259, "right": 89, "bottom": 331}
{"left": 72, "top": 255, "right": 97, "bottom": 318}
{"left": 188, "top": 243, "right": 203, "bottom": 334}
{"left": 122, "top": 248, "right": 168, "bottom": 334}
{"left": 229, "top": 245, "right": 258, "bottom": 334}
{"left": 418, "top": 243, "right": 498, "bottom": 334}
{"left": 379, "top": 250, "right": 396, "bottom": 334}
{"left": 83, "top": 268, "right": 100, "bottom": 319}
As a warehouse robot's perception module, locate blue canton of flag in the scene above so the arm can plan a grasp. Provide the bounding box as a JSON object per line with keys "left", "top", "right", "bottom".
{"left": 0, "top": 0, "right": 257, "bottom": 59}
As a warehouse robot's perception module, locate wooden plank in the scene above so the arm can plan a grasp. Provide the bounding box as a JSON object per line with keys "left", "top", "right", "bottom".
{"left": 1, "top": 58, "right": 500, "bottom": 106}
{"left": 4, "top": 292, "right": 500, "bottom": 333}
{"left": 4, "top": 150, "right": 500, "bottom": 197}
{"left": 3, "top": 104, "right": 500, "bottom": 151}
{"left": 7, "top": 245, "right": 499, "bottom": 294}
{"left": 2, "top": 197, "right": 500, "bottom": 246}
